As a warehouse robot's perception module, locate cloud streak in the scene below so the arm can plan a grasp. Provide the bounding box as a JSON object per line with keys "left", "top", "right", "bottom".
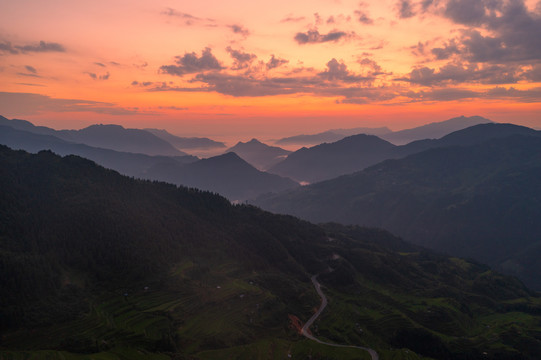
{"left": 0, "top": 92, "right": 140, "bottom": 116}
{"left": 294, "top": 29, "right": 350, "bottom": 44}
{"left": 0, "top": 40, "right": 66, "bottom": 55}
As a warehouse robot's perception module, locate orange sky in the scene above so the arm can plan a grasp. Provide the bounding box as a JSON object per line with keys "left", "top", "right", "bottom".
{"left": 1, "top": 0, "right": 540, "bottom": 139}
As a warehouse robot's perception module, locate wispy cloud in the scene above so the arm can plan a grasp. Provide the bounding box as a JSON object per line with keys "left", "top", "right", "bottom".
{"left": 0, "top": 92, "right": 140, "bottom": 116}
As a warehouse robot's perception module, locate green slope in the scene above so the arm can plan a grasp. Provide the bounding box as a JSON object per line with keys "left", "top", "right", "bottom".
{"left": 1, "top": 145, "right": 541, "bottom": 359}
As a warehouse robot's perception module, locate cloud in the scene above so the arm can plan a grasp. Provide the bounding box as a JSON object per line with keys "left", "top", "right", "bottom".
{"left": 226, "top": 47, "right": 256, "bottom": 70}
{"left": 160, "top": 47, "right": 224, "bottom": 76}
{"left": 486, "top": 86, "right": 541, "bottom": 102}
{"left": 400, "top": 62, "right": 523, "bottom": 85}
{"left": 397, "top": 0, "right": 416, "bottom": 18}
{"left": 0, "top": 92, "right": 139, "bottom": 116}
{"left": 25, "top": 65, "right": 37, "bottom": 73}
{"left": 86, "top": 72, "right": 110, "bottom": 80}
{"left": 431, "top": 39, "right": 460, "bottom": 60}
{"left": 131, "top": 80, "right": 154, "bottom": 87}
{"left": 0, "top": 40, "right": 66, "bottom": 55}
{"left": 228, "top": 24, "right": 250, "bottom": 37}
{"left": 355, "top": 2, "right": 374, "bottom": 24}
{"left": 318, "top": 58, "right": 371, "bottom": 83}
{"left": 266, "top": 55, "right": 289, "bottom": 70}
{"left": 161, "top": 8, "right": 215, "bottom": 26}
{"left": 94, "top": 62, "right": 106, "bottom": 67}
{"left": 359, "top": 58, "right": 384, "bottom": 75}
{"left": 294, "top": 29, "right": 349, "bottom": 44}
{"left": 280, "top": 15, "right": 306, "bottom": 23}
{"left": 443, "top": 0, "right": 488, "bottom": 26}
{"left": 16, "top": 41, "right": 66, "bottom": 53}
{"left": 406, "top": 88, "right": 481, "bottom": 101}
{"left": 0, "top": 42, "right": 19, "bottom": 55}
{"left": 404, "top": 86, "right": 541, "bottom": 103}
{"left": 428, "top": 0, "right": 541, "bottom": 64}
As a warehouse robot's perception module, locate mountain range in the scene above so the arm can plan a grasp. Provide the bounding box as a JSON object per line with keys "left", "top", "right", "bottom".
{"left": 380, "top": 115, "right": 493, "bottom": 145}
{"left": 255, "top": 130, "right": 541, "bottom": 289}
{"left": 1, "top": 145, "right": 540, "bottom": 360}
{"left": 268, "top": 122, "right": 536, "bottom": 183}
{"left": 144, "top": 128, "right": 226, "bottom": 149}
{"left": 0, "top": 116, "right": 186, "bottom": 156}
{"left": 0, "top": 117, "right": 298, "bottom": 201}
{"left": 225, "top": 138, "right": 291, "bottom": 170}
{"left": 274, "top": 126, "right": 391, "bottom": 146}
{"left": 272, "top": 116, "right": 490, "bottom": 148}
{"left": 142, "top": 152, "right": 298, "bottom": 201}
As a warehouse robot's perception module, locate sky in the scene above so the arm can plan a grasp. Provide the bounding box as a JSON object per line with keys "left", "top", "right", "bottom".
{"left": 1, "top": 0, "right": 541, "bottom": 140}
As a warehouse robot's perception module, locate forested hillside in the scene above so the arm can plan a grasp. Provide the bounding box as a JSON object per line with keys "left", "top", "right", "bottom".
{"left": 1, "top": 145, "right": 541, "bottom": 360}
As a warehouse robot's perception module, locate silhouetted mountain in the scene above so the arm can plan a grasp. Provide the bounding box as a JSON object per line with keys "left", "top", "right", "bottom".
{"left": 1, "top": 145, "right": 540, "bottom": 360}
{"left": 0, "top": 125, "right": 197, "bottom": 177}
{"left": 225, "top": 138, "right": 291, "bottom": 170}
{"left": 0, "top": 125, "right": 294, "bottom": 201}
{"left": 144, "top": 128, "right": 226, "bottom": 149}
{"left": 57, "top": 124, "right": 186, "bottom": 156}
{"left": 255, "top": 134, "right": 541, "bottom": 289}
{"left": 144, "top": 152, "right": 299, "bottom": 201}
{"left": 381, "top": 115, "right": 493, "bottom": 145}
{"left": 0, "top": 116, "right": 185, "bottom": 156}
{"left": 268, "top": 123, "right": 538, "bottom": 184}
{"left": 268, "top": 134, "right": 396, "bottom": 183}
{"left": 275, "top": 127, "right": 391, "bottom": 146}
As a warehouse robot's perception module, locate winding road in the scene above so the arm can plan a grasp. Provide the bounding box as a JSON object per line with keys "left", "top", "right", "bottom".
{"left": 301, "top": 275, "right": 379, "bottom": 360}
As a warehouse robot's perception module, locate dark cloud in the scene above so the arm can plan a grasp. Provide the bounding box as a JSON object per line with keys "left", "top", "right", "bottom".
{"left": 486, "top": 86, "right": 541, "bottom": 102}
{"left": 266, "top": 55, "right": 289, "bottom": 70}
{"left": 431, "top": 39, "right": 460, "bottom": 60}
{"left": 16, "top": 41, "right": 66, "bottom": 53}
{"left": 131, "top": 80, "right": 154, "bottom": 87}
{"left": 25, "top": 65, "right": 37, "bottom": 73}
{"left": 444, "top": 0, "right": 487, "bottom": 26}
{"left": 228, "top": 24, "right": 250, "bottom": 37}
{"left": 318, "top": 59, "right": 371, "bottom": 83}
{"left": 226, "top": 47, "right": 256, "bottom": 70}
{"left": 397, "top": 0, "right": 416, "bottom": 18}
{"left": 294, "top": 29, "right": 349, "bottom": 44}
{"left": 86, "top": 72, "right": 110, "bottom": 80}
{"left": 432, "top": 0, "right": 541, "bottom": 63}
{"left": 1, "top": 40, "right": 65, "bottom": 55}
{"left": 359, "top": 58, "right": 383, "bottom": 74}
{"left": 0, "top": 42, "right": 19, "bottom": 54}
{"left": 0, "top": 92, "right": 139, "bottom": 116}
{"left": 94, "top": 62, "right": 106, "bottom": 67}
{"left": 524, "top": 64, "right": 541, "bottom": 81}
{"left": 401, "top": 62, "right": 523, "bottom": 85}
{"left": 405, "top": 85, "right": 541, "bottom": 103}
{"left": 160, "top": 47, "right": 224, "bottom": 77}
{"left": 406, "top": 88, "right": 480, "bottom": 101}
{"left": 355, "top": 2, "right": 374, "bottom": 24}
{"left": 192, "top": 73, "right": 302, "bottom": 97}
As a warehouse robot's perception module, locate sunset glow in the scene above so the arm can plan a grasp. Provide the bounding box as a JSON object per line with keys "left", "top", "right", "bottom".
{"left": 1, "top": 0, "right": 541, "bottom": 138}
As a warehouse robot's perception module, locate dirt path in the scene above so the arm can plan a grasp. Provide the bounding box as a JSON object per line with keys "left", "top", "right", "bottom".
{"left": 301, "top": 275, "right": 379, "bottom": 360}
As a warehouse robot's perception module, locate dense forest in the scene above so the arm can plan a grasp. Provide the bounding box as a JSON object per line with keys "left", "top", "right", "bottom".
{"left": 1, "top": 145, "right": 541, "bottom": 360}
